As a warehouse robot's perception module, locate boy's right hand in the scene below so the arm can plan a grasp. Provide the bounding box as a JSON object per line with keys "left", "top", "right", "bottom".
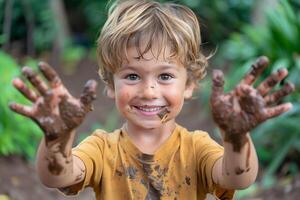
{"left": 9, "top": 62, "right": 97, "bottom": 143}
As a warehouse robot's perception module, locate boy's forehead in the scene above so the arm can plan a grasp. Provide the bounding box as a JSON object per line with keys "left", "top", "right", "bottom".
{"left": 124, "top": 44, "right": 178, "bottom": 65}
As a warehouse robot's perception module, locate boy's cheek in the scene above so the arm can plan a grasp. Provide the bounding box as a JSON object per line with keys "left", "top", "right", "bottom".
{"left": 116, "top": 86, "right": 132, "bottom": 101}
{"left": 116, "top": 89, "right": 133, "bottom": 109}
{"left": 165, "top": 93, "right": 185, "bottom": 115}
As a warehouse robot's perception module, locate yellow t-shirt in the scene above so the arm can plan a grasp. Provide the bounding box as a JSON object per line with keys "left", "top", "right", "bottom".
{"left": 62, "top": 124, "right": 234, "bottom": 199}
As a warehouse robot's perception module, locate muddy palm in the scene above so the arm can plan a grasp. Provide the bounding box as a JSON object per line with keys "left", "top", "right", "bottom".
{"left": 210, "top": 56, "right": 295, "bottom": 152}
{"left": 9, "top": 62, "right": 97, "bottom": 143}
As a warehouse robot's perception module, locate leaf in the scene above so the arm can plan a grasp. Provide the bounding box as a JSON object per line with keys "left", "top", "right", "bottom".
{"left": 263, "top": 133, "right": 297, "bottom": 179}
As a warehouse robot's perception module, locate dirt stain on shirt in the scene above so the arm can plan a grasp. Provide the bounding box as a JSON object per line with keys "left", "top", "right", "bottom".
{"left": 139, "top": 154, "right": 163, "bottom": 200}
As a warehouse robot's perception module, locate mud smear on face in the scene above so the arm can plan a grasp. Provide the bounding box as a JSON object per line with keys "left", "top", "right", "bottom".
{"left": 157, "top": 108, "right": 170, "bottom": 123}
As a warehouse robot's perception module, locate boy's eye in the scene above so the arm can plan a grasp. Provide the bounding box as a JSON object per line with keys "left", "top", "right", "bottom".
{"left": 159, "top": 73, "right": 173, "bottom": 81}
{"left": 125, "top": 74, "right": 140, "bottom": 81}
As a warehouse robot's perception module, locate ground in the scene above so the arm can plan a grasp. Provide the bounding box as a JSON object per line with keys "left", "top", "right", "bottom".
{"left": 0, "top": 156, "right": 93, "bottom": 200}
{"left": 1, "top": 56, "right": 299, "bottom": 199}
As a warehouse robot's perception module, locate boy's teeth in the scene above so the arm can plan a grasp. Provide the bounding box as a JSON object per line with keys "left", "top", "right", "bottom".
{"left": 137, "top": 106, "right": 161, "bottom": 112}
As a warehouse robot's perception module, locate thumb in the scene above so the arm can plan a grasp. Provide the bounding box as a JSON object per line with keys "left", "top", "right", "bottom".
{"left": 80, "top": 80, "right": 97, "bottom": 111}
{"left": 211, "top": 70, "right": 225, "bottom": 100}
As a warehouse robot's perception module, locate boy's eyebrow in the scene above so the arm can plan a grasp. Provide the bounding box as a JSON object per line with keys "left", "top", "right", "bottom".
{"left": 120, "top": 63, "right": 179, "bottom": 71}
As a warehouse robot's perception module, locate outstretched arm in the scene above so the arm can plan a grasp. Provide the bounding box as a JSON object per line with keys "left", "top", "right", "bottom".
{"left": 10, "top": 62, "right": 97, "bottom": 188}
{"left": 210, "top": 56, "right": 294, "bottom": 189}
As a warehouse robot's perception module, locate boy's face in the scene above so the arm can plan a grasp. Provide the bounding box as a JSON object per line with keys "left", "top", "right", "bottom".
{"left": 107, "top": 43, "right": 195, "bottom": 130}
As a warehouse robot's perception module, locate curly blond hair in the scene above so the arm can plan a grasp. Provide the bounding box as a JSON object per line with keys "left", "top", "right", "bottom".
{"left": 97, "top": 0, "right": 208, "bottom": 87}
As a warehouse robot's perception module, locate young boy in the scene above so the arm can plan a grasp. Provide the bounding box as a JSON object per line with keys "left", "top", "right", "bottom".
{"left": 10, "top": 0, "right": 295, "bottom": 199}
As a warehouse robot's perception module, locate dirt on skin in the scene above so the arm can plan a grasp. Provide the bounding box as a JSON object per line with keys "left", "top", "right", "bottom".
{"left": 210, "top": 57, "right": 294, "bottom": 155}
{"left": 1, "top": 57, "right": 299, "bottom": 199}
{"left": 157, "top": 108, "right": 170, "bottom": 123}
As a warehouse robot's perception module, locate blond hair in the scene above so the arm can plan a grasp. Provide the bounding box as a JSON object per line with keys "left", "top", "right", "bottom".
{"left": 97, "top": 0, "right": 208, "bottom": 87}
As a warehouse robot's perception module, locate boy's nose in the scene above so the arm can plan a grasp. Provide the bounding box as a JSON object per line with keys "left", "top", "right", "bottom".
{"left": 140, "top": 82, "right": 158, "bottom": 99}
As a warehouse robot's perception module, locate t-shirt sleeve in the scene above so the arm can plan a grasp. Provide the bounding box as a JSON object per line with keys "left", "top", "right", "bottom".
{"left": 58, "top": 129, "right": 106, "bottom": 196}
{"left": 193, "top": 130, "right": 235, "bottom": 199}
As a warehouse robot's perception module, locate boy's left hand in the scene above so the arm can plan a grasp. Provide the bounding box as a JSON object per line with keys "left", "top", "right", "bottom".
{"left": 210, "top": 56, "right": 295, "bottom": 151}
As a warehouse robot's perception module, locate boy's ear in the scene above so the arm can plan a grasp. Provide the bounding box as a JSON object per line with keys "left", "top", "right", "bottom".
{"left": 106, "top": 85, "right": 115, "bottom": 99}
{"left": 184, "top": 82, "right": 195, "bottom": 99}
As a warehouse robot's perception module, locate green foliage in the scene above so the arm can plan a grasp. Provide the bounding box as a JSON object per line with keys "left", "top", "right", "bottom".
{"left": 0, "top": 51, "right": 42, "bottom": 159}
{"left": 64, "top": 0, "right": 108, "bottom": 47}
{"left": 1, "top": 0, "right": 254, "bottom": 52}
{"left": 62, "top": 45, "right": 88, "bottom": 75}
{"left": 65, "top": 0, "right": 254, "bottom": 48}
{"left": 32, "top": 1, "right": 57, "bottom": 52}
{"left": 215, "top": 0, "right": 300, "bottom": 184}
{"left": 0, "top": 0, "right": 56, "bottom": 52}
{"left": 176, "top": 0, "right": 253, "bottom": 44}
{"left": 63, "top": 45, "right": 87, "bottom": 63}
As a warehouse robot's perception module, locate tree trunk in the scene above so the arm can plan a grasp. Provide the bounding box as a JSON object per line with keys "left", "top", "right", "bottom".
{"left": 2, "top": 0, "right": 14, "bottom": 51}
{"left": 20, "top": 0, "right": 35, "bottom": 56}
{"left": 50, "top": 0, "right": 71, "bottom": 65}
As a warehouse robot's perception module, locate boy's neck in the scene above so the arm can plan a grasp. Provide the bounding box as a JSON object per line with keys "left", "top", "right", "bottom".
{"left": 124, "top": 120, "right": 176, "bottom": 154}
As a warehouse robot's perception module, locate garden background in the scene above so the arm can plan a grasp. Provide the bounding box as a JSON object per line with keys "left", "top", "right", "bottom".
{"left": 0, "top": 0, "right": 300, "bottom": 199}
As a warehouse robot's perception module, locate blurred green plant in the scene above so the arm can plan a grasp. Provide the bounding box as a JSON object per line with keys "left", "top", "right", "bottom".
{"left": 62, "top": 45, "right": 88, "bottom": 75}
{"left": 159, "top": 0, "right": 254, "bottom": 45}
{"left": 63, "top": 0, "right": 254, "bottom": 48}
{"left": 214, "top": 0, "right": 300, "bottom": 187}
{"left": 63, "top": 0, "right": 108, "bottom": 47}
{"left": 0, "top": 0, "right": 56, "bottom": 52}
{"left": 0, "top": 51, "right": 42, "bottom": 160}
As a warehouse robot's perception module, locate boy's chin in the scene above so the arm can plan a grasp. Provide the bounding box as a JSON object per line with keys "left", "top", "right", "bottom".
{"left": 127, "top": 120, "right": 172, "bottom": 130}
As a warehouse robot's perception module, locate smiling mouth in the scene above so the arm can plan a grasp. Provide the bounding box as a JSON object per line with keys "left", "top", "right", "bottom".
{"left": 131, "top": 105, "right": 166, "bottom": 115}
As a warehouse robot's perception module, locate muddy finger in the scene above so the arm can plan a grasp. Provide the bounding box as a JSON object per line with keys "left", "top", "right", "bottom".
{"left": 22, "top": 66, "right": 49, "bottom": 96}
{"left": 211, "top": 70, "right": 225, "bottom": 98}
{"left": 241, "top": 56, "right": 269, "bottom": 85}
{"left": 265, "top": 82, "right": 295, "bottom": 106}
{"left": 43, "top": 90, "right": 55, "bottom": 109}
{"left": 9, "top": 102, "right": 34, "bottom": 118}
{"left": 38, "top": 62, "right": 62, "bottom": 88}
{"left": 80, "top": 80, "right": 97, "bottom": 111}
{"left": 257, "top": 68, "right": 288, "bottom": 96}
{"left": 262, "top": 102, "right": 293, "bottom": 120}
{"left": 12, "top": 78, "right": 38, "bottom": 102}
